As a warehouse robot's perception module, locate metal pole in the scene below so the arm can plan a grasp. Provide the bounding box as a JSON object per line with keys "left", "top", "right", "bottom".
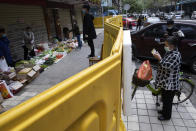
{"left": 126, "top": 10, "right": 128, "bottom": 29}
{"left": 181, "top": 0, "right": 183, "bottom": 16}
{"left": 102, "top": 6, "right": 104, "bottom": 28}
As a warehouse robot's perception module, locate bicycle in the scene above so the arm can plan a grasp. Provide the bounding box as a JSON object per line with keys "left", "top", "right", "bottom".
{"left": 131, "top": 68, "right": 195, "bottom": 105}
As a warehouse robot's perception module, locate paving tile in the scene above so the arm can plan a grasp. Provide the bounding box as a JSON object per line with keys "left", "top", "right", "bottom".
{"left": 163, "top": 125, "right": 176, "bottom": 131}
{"left": 145, "top": 95, "right": 153, "bottom": 99}
{"left": 136, "top": 90, "right": 144, "bottom": 94}
{"left": 131, "top": 103, "right": 137, "bottom": 109}
{"left": 128, "top": 122, "right": 139, "bottom": 131}
{"left": 161, "top": 119, "right": 174, "bottom": 126}
{"left": 139, "top": 122, "right": 151, "bottom": 131}
{"left": 1, "top": 101, "right": 12, "bottom": 106}
{"left": 139, "top": 116, "right": 150, "bottom": 123}
{"left": 186, "top": 107, "right": 196, "bottom": 114}
{"left": 148, "top": 110, "right": 158, "bottom": 117}
{"left": 128, "top": 115, "right": 138, "bottom": 122}
{"left": 132, "top": 98, "right": 136, "bottom": 103}
{"left": 179, "top": 112, "right": 193, "bottom": 120}
{"left": 183, "top": 120, "right": 196, "bottom": 128}
{"left": 172, "top": 107, "right": 177, "bottom": 112}
{"left": 145, "top": 99, "right": 155, "bottom": 104}
{"left": 177, "top": 107, "right": 188, "bottom": 113}
{"left": 21, "top": 92, "right": 37, "bottom": 97}
{"left": 172, "top": 111, "right": 182, "bottom": 119}
{"left": 175, "top": 126, "right": 188, "bottom": 131}
{"left": 136, "top": 94, "right": 144, "bottom": 99}
{"left": 151, "top": 124, "right": 164, "bottom": 131}
{"left": 136, "top": 98, "right": 146, "bottom": 104}
{"left": 188, "top": 127, "right": 196, "bottom": 131}
{"left": 131, "top": 108, "right": 138, "bottom": 115}
{"left": 138, "top": 109, "right": 148, "bottom": 116}
{"left": 7, "top": 97, "right": 17, "bottom": 101}
{"left": 15, "top": 96, "right": 26, "bottom": 101}
{"left": 191, "top": 114, "right": 196, "bottom": 120}
{"left": 8, "top": 101, "right": 21, "bottom": 106}
{"left": 147, "top": 104, "right": 157, "bottom": 110}
{"left": 172, "top": 118, "right": 185, "bottom": 126}
{"left": 137, "top": 103, "right": 147, "bottom": 109}
{"left": 144, "top": 91, "right": 152, "bottom": 95}
{"left": 149, "top": 116, "right": 162, "bottom": 124}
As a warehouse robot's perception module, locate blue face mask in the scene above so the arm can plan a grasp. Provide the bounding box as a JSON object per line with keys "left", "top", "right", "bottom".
{"left": 82, "top": 10, "right": 86, "bottom": 14}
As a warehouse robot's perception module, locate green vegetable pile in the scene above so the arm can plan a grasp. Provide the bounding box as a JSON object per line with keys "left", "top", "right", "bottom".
{"left": 44, "top": 57, "right": 56, "bottom": 66}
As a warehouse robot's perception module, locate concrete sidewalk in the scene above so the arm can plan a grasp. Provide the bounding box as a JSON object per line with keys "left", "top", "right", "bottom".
{"left": 2, "top": 29, "right": 104, "bottom": 111}
{"left": 122, "top": 89, "right": 196, "bottom": 131}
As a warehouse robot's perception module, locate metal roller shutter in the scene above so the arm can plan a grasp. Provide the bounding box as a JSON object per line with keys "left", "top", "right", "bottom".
{"left": 0, "top": 3, "right": 48, "bottom": 61}
{"left": 59, "top": 9, "right": 72, "bottom": 39}
{"left": 74, "top": 5, "right": 83, "bottom": 32}
{"left": 48, "top": 9, "right": 56, "bottom": 39}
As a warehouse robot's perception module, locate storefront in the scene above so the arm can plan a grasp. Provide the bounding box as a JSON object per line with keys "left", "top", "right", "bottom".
{"left": 0, "top": 3, "right": 48, "bottom": 61}
{"left": 74, "top": 5, "right": 83, "bottom": 32}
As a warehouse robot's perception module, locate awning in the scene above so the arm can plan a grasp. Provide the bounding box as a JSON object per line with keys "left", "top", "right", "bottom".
{"left": 48, "top": 0, "right": 100, "bottom": 5}
{"left": 178, "top": 0, "right": 196, "bottom": 4}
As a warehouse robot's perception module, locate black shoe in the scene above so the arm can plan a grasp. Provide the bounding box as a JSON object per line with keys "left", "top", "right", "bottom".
{"left": 157, "top": 110, "right": 163, "bottom": 114}
{"left": 88, "top": 54, "right": 95, "bottom": 58}
{"left": 158, "top": 115, "right": 170, "bottom": 121}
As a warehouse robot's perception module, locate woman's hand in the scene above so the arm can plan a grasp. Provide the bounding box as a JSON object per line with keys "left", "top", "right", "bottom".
{"left": 153, "top": 52, "right": 162, "bottom": 61}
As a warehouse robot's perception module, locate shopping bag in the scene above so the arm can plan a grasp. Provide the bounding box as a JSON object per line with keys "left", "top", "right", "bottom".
{"left": 137, "top": 60, "right": 152, "bottom": 80}
{"left": 0, "top": 58, "right": 9, "bottom": 72}
{"left": 0, "top": 80, "right": 13, "bottom": 99}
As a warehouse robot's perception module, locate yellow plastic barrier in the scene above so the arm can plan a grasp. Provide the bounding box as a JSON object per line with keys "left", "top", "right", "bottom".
{"left": 93, "top": 16, "right": 112, "bottom": 28}
{"left": 0, "top": 16, "right": 125, "bottom": 131}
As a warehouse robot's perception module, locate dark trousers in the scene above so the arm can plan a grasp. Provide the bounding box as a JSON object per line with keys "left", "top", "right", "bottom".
{"left": 76, "top": 35, "right": 82, "bottom": 48}
{"left": 87, "top": 39, "right": 95, "bottom": 56}
{"left": 136, "top": 25, "right": 141, "bottom": 31}
{"left": 23, "top": 46, "right": 29, "bottom": 60}
{"left": 162, "top": 89, "right": 176, "bottom": 119}
{"left": 23, "top": 46, "right": 35, "bottom": 60}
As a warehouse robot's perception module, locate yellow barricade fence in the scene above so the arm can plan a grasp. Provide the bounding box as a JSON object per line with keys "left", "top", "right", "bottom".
{"left": 0, "top": 16, "right": 125, "bottom": 131}
{"left": 93, "top": 16, "right": 112, "bottom": 28}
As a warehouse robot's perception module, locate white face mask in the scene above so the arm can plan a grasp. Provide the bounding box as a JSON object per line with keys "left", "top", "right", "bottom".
{"left": 164, "top": 46, "right": 171, "bottom": 52}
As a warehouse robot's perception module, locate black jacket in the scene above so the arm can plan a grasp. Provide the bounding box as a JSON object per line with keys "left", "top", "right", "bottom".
{"left": 83, "top": 13, "right": 97, "bottom": 40}
{"left": 165, "top": 26, "right": 179, "bottom": 36}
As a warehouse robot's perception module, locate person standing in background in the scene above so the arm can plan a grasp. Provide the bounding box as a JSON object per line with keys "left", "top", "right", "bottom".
{"left": 22, "top": 27, "right": 35, "bottom": 60}
{"left": 82, "top": 4, "right": 97, "bottom": 57}
{"left": 0, "top": 26, "right": 13, "bottom": 66}
{"left": 73, "top": 21, "right": 82, "bottom": 49}
{"left": 136, "top": 16, "right": 142, "bottom": 31}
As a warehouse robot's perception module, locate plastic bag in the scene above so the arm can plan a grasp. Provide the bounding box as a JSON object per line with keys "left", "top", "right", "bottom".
{"left": 0, "top": 58, "right": 9, "bottom": 72}
{"left": 137, "top": 60, "right": 152, "bottom": 80}
{"left": 0, "top": 80, "right": 13, "bottom": 99}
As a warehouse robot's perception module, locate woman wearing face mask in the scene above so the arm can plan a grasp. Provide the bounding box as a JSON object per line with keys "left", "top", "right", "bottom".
{"left": 0, "top": 26, "right": 13, "bottom": 67}
{"left": 22, "top": 27, "right": 35, "bottom": 60}
{"left": 153, "top": 36, "right": 182, "bottom": 121}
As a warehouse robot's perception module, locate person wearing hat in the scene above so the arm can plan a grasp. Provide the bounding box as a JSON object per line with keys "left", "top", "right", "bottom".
{"left": 153, "top": 36, "right": 182, "bottom": 121}
{"left": 0, "top": 26, "right": 13, "bottom": 67}
{"left": 82, "top": 4, "right": 97, "bottom": 57}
